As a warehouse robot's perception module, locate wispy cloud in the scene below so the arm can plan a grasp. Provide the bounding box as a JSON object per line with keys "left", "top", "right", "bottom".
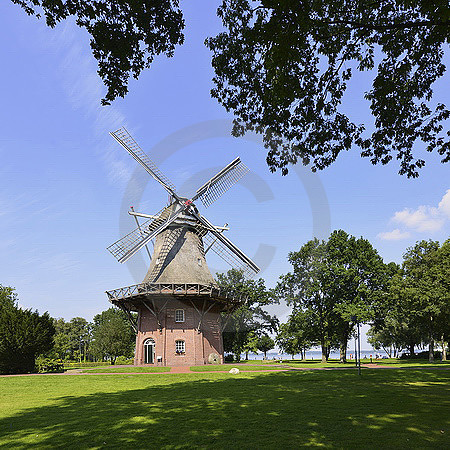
{"left": 40, "top": 21, "right": 130, "bottom": 187}
{"left": 377, "top": 229, "right": 411, "bottom": 241}
{"left": 378, "top": 189, "right": 450, "bottom": 240}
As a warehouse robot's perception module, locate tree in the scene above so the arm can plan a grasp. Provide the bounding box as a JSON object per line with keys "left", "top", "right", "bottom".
{"left": 0, "top": 285, "right": 55, "bottom": 374}
{"left": 256, "top": 333, "right": 275, "bottom": 359}
{"left": 370, "top": 268, "right": 424, "bottom": 358}
{"left": 276, "top": 310, "right": 316, "bottom": 359}
{"left": 216, "top": 269, "right": 278, "bottom": 361}
{"left": 51, "top": 318, "right": 72, "bottom": 360}
{"left": 277, "top": 238, "right": 341, "bottom": 362}
{"left": 276, "top": 230, "right": 386, "bottom": 362}
{"left": 12, "top": 0, "right": 185, "bottom": 105}
{"left": 242, "top": 331, "right": 259, "bottom": 360}
{"left": 67, "top": 317, "right": 92, "bottom": 362}
{"left": 401, "top": 239, "right": 450, "bottom": 362}
{"left": 91, "top": 307, "right": 135, "bottom": 364}
{"left": 206, "top": 1, "right": 450, "bottom": 177}
{"left": 13, "top": 2, "right": 449, "bottom": 176}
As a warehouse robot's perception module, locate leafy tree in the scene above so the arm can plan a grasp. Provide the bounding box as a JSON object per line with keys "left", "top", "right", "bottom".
{"left": 217, "top": 269, "right": 278, "bottom": 361}
{"left": 91, "top": 307, "right": 135, "bottom": 364}
{"left": 67, "top": 317, "right": 92, "bottom": 362}
{"left": 51, "top": 318, "right": 72, "bottom": 360}
{"left": 401, "top": 239, "right": 450, "bottom": 361}
{"left": 0, "top": 286, "right": 55, "bottom": 374}
{"left": 242, "top": 331, "right": 259, "bottom": 360}
{"left": 256, "top": 333, "right": 275, "bottom": 359}
{"left": 371, "top": 268, "right": 424, "bottom": 358}
{"left": 276, "top": 230, "right": 386, "bottom": 362}
{"left": 277, "top": 238, "right": 340, "bottom": 362}
{"left": 49, "top": 317, "right": 93, "bottom": 361}
{"left": 206, "top": 0, "right": 450, "bottom": 177}
{"left": 325, "top": 230, "right": 387, "bottom": 361}
{"left": 11, "top": 0, "right": 185, "bottom": 105}
{"left": 276, "top": 310, "right": 316, "bottom": 359}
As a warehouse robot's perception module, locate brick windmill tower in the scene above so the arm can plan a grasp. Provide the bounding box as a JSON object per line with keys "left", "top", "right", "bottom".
{"left": 106, "top": 128, "right": 259, "bottom": 366}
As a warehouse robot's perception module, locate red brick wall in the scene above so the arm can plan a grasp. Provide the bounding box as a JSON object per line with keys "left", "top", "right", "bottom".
{"left": 134, "top": 297, "right": 223, "bottom": 366}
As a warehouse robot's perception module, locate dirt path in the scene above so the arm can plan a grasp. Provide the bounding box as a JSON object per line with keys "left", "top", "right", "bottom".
{"left": 1, "top": 364, "right": 448, "bottom": 377}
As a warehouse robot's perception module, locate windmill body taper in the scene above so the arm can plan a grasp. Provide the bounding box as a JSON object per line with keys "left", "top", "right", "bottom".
{"left": 106, "top": 127, "right": 259, "bottom": 366}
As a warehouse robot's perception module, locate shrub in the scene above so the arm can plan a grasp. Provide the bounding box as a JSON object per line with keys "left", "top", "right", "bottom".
{"left": 36, "top": 357, "right": 64, "bottom": 373}
{"left": 115, "top": 356, "right": 134, "bottom": 365}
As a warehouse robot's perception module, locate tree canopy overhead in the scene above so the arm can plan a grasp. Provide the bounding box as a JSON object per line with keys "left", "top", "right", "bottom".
{"left": 206, "top": 0, "right": 450, "bottom": 177}
{"left": 11, "top": 1, "right": 449, "bottom": 176}
{"left": 12, "top": 0, "right": 185, "bottom": 105}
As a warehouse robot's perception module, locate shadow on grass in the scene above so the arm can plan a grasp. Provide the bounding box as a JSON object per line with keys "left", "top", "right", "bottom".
{"left": 1, "top": 370, "right": 448, "bottom": 448}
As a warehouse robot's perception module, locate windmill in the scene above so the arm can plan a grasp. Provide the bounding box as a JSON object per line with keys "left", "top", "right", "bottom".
{"left": 106, "top": 127, "right": 259, "bottom": 366}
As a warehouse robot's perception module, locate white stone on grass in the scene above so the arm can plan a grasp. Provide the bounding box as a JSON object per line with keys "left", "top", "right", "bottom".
{"left": 229, "top": 368, "right": 240, "bottom": 374}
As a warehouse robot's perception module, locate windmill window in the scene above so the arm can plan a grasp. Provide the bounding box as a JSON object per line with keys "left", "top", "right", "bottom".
{"left": 175, "top": 309, "right": 185, "bottom": 322}
{"left": 197, "top": 258, "right": 202, "bottom": 266}
{"left": 175, "top": 340, "right": 185, "bottom": 354}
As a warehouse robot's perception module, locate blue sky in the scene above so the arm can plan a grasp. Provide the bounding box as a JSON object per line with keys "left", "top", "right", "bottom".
{"left": 1, "top": 2, "right": 449, "bottom": 349}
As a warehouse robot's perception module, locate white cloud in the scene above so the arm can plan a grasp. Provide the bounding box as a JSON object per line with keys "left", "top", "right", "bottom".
{"left": 377, "top": 229, "right": 411, "bottom": 241}
{"left": 438, "top": 189, "right": 450, "bottom": 219}
{"left": 393, "top": 205, "right": 443, "bottom": 232}
{"left": 379, "top": 189, "right": 450, "bottom": 239}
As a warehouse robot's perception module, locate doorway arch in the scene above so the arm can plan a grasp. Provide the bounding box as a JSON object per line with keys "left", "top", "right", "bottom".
{"left": 144, "top": 338, "right": 155, "bottom": 364}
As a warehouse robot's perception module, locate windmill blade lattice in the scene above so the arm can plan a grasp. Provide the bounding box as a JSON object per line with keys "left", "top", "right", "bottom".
{"left": 194, "top": 213, "right": 259, "bottom": 278}
{"left": 194, "top": 157, "right": 249, "bottom": 208}
{"left": 201, "top": 231, "right": 258, "bottom": 278}
{"left": 108, "top": 205, "right": 181, "bottom": 263}
{"left": 110, "top": 127, "right": 177, "bottom": 197}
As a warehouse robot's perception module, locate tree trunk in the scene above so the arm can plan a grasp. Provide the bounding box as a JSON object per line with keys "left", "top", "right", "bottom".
{"left": 245, "top": 351, "right": 249, "bottom": 360}
{"left": 321, "top": 346, "right": 328, "bottom": 363}
{"left": 442, "top": 341, "right": 447, "bottom": 361}
{"left": 264, "top": 350, "right": 267, "bottom": 359}
{"left": 409, "top": 343, "right": 415, "bottom": 358}
{"left": 429, "top": 338, "right": 434, "bottom": 363}
{"left": 340, "top": 342, "right": 347, "bottom": 363}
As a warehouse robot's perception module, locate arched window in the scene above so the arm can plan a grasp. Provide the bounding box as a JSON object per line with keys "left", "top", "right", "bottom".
{"left": 144, "top": 338, "right": 155, "bottom": 364}
{"left": 175, "top": 340, "right": 185, "bottom": 354}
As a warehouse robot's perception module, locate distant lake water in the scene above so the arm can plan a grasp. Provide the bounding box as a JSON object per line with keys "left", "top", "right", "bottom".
{"left": 241, "top": 349, "right": 377, "bottom": 360}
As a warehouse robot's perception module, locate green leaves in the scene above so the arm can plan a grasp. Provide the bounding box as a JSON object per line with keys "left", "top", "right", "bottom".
{"left": 217, "top": 269, "right": 277, "bottom": 359}
{"left": 276, "top": 229, "right": 388, "bottom": 359}
{"left": 0, "top": 286, "right": 55, "bottom": 374}
{"left": 12, "top": 0, "right": 185, "bottom": 105}
{"left": 207, "top": 0, "right": 449, "bottom": 177}
{"left": 91, "top": 307, "right": 135, "bottom": 363}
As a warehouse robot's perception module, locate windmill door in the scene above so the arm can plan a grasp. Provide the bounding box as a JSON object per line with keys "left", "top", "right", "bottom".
{"left": 144, "top": 339, "right": 155, "bottom": 364}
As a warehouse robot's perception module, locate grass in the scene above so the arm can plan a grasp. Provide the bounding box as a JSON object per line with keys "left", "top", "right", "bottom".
{"left": 368, "top": 359, "right": 450, "bottom": 368}
{"left": 1, "top": 369, "right": 449, "bottom": 448}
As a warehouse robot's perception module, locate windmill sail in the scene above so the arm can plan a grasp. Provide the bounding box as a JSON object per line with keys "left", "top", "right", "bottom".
{"left": 202, "top": 232, "right": 258, "bottom": 278}
{"left": 194, "top": 214, "right": 259, "bottom": 278}
{"left": 110, "top": 127, "right": 178, "bottom": 198}
{"left": 108, "top": 205, "right": 183, "bottom": 263}
{"left": 193, "top": 157, "right": 249, "bottom": 208}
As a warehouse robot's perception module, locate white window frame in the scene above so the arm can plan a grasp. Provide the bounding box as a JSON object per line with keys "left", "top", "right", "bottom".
{"left": 175, "top": 340, "right": 185, "bottom": 354}
{"left": 175, "top": 309, "right": 185, "bottom": 323}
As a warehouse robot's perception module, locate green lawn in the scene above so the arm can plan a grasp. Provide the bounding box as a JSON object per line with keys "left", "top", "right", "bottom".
{"left": 368, "top": 359, "right": 450, "bottom": 368}
{"left": 1, "top": 369, "right": 449, "bottom": 448}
